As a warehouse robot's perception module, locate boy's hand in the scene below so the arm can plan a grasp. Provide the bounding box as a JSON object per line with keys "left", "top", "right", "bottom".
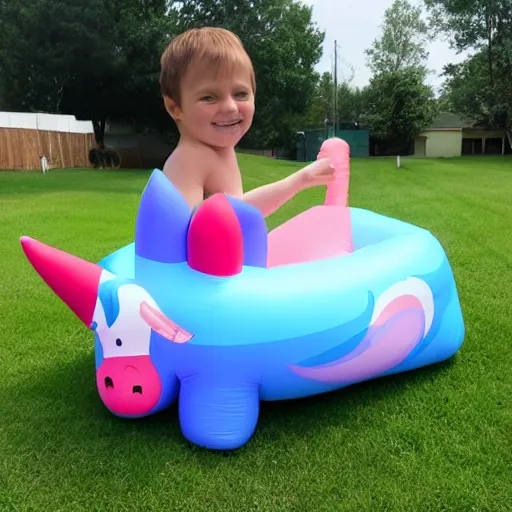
{"left": 297, "top": 158, "right": 335, "bottom": 190}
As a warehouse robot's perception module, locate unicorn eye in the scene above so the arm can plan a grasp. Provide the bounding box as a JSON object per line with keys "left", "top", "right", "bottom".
{"left": 116, "top": 338, "right": 122, "bottom": 347}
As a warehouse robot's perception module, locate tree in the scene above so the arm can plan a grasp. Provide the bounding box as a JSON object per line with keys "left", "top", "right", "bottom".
{"left": 361, "top": 0, "right": 437, "bottom": 151}
{"left": 298, "top": 71, "right": 366, "bottom": 132}
{"left": 300, "top": 72, "right": 334, "bottom": 129}
{"left": 362, "top": 67, "right": 438, "bottom": 149}
{"left": 169, "top": 0, "right": 325, "bottom": 149}
{"left": 337, "top": 83, "right": 366, "bottom": 125}
{"left": 440, "top": 50, "right": 509, "bottom": 128}
{"left": 424, "top": 0, "right": 512, "bottom": 128}
{"left": 0, "top": 0, "right": 172, "bottom": 143}
{"left": 365, "top": 0, "right": 430, "bottom": 75}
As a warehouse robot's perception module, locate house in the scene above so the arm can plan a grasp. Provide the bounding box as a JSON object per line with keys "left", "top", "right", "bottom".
{"left": 414, "top": 112, "right": 511, "bottom": 158}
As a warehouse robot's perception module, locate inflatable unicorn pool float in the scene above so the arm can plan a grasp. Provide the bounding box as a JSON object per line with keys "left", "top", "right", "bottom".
{"left": 20, "top": 138, "right": 465, "bottom": 450}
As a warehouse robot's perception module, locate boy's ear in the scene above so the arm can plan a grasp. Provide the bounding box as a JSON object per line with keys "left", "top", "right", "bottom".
{"left": 163, "top": 95, "right": 182, "bottom": 122}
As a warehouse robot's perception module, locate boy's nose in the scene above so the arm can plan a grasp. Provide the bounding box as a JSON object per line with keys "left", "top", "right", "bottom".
{"left": 222, "top": 97, "right": 238, "bottom": 112}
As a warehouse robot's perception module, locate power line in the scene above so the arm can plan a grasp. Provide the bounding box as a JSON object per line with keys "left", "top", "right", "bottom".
{"left": 334, "top": 39, "right": 337, "bottom": 132}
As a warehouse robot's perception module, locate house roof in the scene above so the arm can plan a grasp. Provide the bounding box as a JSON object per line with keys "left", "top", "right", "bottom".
{"left": 424, "top": 112, "right": 506, "bottom": 132}
{"left": 428, "top": 112, "right": 466, "bottom": 130}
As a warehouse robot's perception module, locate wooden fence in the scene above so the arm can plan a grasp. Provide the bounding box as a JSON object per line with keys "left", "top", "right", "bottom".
{"left": 0, "top": 127, "right": 95, "bottom": 170}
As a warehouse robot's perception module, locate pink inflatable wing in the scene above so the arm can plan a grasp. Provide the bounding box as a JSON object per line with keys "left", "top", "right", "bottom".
{"left": 267, "top": 137, "right": 354, "bottom": 268}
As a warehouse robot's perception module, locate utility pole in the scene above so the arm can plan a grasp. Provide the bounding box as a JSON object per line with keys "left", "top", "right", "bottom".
{"left": 333, "top": 40, "right": 337, "bottom": 134}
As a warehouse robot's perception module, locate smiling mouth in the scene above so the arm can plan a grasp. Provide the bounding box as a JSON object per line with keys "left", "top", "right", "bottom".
{"left": 212, "top": 120, "right": 243, "bottom": 127}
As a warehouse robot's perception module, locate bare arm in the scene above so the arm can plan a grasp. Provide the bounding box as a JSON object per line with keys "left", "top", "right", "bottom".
{"left": 242, "top": 173, "right": 303, "bottom": 218}
{"left": 243, "top": 159, "right": 334, "bottom": 218}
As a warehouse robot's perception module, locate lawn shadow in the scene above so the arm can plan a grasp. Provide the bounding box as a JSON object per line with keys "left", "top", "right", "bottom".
{"left": 5, "top": 348, "right": 459, "bottom": 471}
{"left": 257, "top": 356, "right": 457, "bottom": 438}
{"left": 181, "top": 355, "right": 460, "bottom": 461}
{"left": 4, "top": 352, "right": 186, "bottom": 475}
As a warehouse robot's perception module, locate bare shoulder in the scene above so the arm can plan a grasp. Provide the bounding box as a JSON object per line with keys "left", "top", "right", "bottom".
{"left": 204, "top": 151, "right": 243, "bottom": 199}
{"left": 162, "top": 147, "right": 207, "bottom": 208}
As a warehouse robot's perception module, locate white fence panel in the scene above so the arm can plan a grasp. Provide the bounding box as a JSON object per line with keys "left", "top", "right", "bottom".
{"left": 0, "top": 111, "right": 94, "bottom": 134}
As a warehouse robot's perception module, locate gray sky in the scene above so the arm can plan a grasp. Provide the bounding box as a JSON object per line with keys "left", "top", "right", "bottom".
{"left": 301, "top": 0, "right": 470, "bottom": 93}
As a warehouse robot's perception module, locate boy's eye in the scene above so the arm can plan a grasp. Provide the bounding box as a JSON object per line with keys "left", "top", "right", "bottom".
{"left": 200, "top": 95, "right": 214, "bottom": 102}
{"left": 235, "top": 91, "right": 249, "bottom": 99}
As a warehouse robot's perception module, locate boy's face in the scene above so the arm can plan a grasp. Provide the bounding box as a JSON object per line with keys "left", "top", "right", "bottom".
{"left": 164, "top": 61, "right": 255, "bottom": 149}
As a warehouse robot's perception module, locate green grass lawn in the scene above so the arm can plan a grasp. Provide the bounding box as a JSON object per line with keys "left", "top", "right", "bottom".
{"left": 1, "top": 155, "right": 511, "bottom": 511}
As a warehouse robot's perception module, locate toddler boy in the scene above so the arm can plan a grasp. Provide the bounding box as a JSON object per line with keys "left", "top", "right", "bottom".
{"left": 160, "top": 27, "right": 334, "bottom": 216}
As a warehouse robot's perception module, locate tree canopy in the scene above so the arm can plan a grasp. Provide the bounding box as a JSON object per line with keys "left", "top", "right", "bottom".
{"left": 0, "top": 0, "right": 172, "bottom": 142}
{"left": 2, "top": 0, "right": 507, "bottom": 156}
{"left": 361, "top": 0, "right": 437, "bottom": 150}
{"left": 0, "top": 0, "right": 325, "bottom": 149}
{"left": 365, "top": 0, "right": 430, "bottom": 75}
{"left": 425, "top": 0, "right": 512, "bottom": 129}
{"left": 363, "top": 67, "right": 438, "bottom": 148}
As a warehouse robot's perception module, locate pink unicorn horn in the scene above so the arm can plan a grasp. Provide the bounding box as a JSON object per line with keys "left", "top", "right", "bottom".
{"left": 20, "top": 236, "right": 103, "bottom": 328}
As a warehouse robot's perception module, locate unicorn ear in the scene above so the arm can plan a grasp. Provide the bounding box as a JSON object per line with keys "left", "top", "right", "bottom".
{"left": 225, "top": 196, "right": 267, "bottom": 268}
{"left": 187, "top": 194, "right": 244, "bottom": 276}
{"left": 135, "top": 170, "right": 191, "bottom": 263}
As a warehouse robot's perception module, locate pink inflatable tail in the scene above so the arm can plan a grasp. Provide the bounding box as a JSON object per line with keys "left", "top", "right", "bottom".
{"left": 318, "top": 137, "right": 350, "bottom": 207}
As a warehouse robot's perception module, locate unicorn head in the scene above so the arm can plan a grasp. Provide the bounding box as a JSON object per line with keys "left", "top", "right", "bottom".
{"left": 92, "top": 275, "right": 194, "bottom": 416}
{"left": 20, "top": 170, "right": 268, "bottom": 415}
{"left": 19, "top": 237, "right": 194, "bottom": 416}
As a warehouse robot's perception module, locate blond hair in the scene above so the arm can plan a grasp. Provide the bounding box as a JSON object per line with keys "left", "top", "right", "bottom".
{"left": 160, "top": 27, "right": 256, "bottom": 106}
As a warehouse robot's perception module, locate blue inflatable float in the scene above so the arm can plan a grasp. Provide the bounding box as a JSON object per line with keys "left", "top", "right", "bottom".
{"left": 20, "top": 138, "right": 465, "bottom": 450}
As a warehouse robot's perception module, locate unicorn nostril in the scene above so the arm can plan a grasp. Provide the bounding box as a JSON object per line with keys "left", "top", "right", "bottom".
{"left": 133, "top": 385, "right": 143, "bottom": 395}
{"left": 105, "top": 377, "right": 114, "bottom": 389}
